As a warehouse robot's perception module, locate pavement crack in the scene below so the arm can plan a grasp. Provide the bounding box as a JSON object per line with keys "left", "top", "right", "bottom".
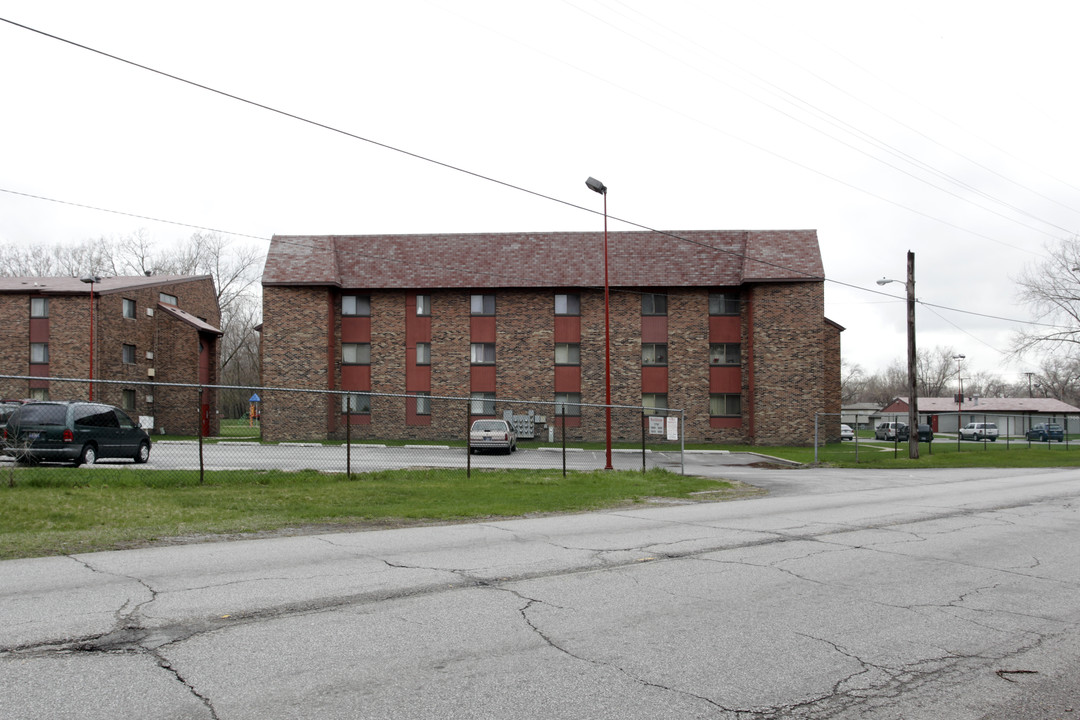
{"left": 153, "top": 651, "right": 220, "bottom": 719}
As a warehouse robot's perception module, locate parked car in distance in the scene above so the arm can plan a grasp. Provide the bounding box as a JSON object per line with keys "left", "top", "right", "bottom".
{"left": 1026, "top": 423, "right": 1064, "bottom": 442}
{"left": 469, "top": 419, "right": 517, "bottom": 454}
{"left": 840, "top": 424, "right": 855, "bottom": 441}
{"left": 2, "top": 401, "right": 151, "bottom": 465}
{"left": 959, "top": 422, "right": 998, "bottom": 442}
{"left": 898, "top": 423, "right": 934, "bottom": 443}
{"left": 874, "top": 422, "right": 906, "bottom": 441}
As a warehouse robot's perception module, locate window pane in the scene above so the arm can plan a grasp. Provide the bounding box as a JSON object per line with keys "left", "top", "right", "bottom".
{"left": 642, "top": 293, "right": 667, "bottom": 316}
{"left": 710, "top": 394, "right": 741, "bottom": 416}
{"left": 122, "top": 389, "right": 136, "bottom": 410}
{"left": 342, "top": 295, "right": 371, "bottom": 316}
{"left": 29, "top": 388, "right": 49, "bottom": 401}
{"left": 471, "top": 294, "right": 495, "bottom": 315}
{"left": 642, "top": 393, "right": 668, "bottom": 415}
{"left": 470, "top": 392, "right": 495, "bottom": 415}
{"left": 555, "top": 293, "right": 580, "bottom": 316}
{"left": 415, "top": 391, "right": 431, "bottom": 415}
{"left": 709, "top": 293, "right": 740, "bottom": 316}
{"left": 416, "top": 295, "right": 431, "bottom": 316}
{"left": 343, "top": 343, "right": 371, "bottom": 364}
{"left": 122, "top": 344, "right": 136, "bottom": 364}
{"left": 341, "top": 393, "right": 371, "bottom": 414}
{"left": 30, "top": 298, "right": 48, "bottom": 318}
{"left": 160, "top": 293, "right": 178, "bottom": 305}
{"left": 470, "top": 343, "right": 495, "bottom": 364}
{"left": 642, "top": 344, "right": 668, "bottom": 365}
{"left": 555, "top": 392, "right": 582, "bottom": 416}
{"left": 30, "top": 343, "right": 49, "bottom": 363}
{"left": 123, "top": 298, "right": 136, "bottom": 319}
{"left": 709, "top": 343, "right": 740, "bottom": 365}
{"left": 416, "top": 343, "right": 431, "bottom": 365}
{"left": 555, "top": 343, "right": 580, "bottom": 365}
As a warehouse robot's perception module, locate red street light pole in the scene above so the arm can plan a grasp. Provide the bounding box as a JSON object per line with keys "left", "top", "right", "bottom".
{"left": 80, "top": 274, "right": 101, "bottom": 400}
{"left": 586, "top": 176, "right": 614, "bottom": 470}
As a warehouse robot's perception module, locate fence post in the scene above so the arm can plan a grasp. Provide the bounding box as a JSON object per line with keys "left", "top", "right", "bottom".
{"left": 561, "top": 406, "right": 566, "bottom": 478}
{"left": 346, "top": 394, "right": 352, "bottom": 480}
{"left": 466, "top": 401, "right": 471, "bottom": 479}
{"left": 197, "top": 385, "right": 205, "bottom": 485}
{"left": 641, "top": 409, "right": 647, "bottom": 473}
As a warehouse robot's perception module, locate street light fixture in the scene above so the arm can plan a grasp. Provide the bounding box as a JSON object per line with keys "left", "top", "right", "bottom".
{"left": 585, "top": 176, "right": 614, "bottom": 470}
{"left": 876, "top": 250, "right": 918, "bottom": 459}
{"left": 80, "top": 275, "right": 102, "bottom": 400}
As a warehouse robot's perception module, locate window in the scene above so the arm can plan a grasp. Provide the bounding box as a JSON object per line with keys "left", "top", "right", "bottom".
{"left": 414, "top": 391, "right": 431, "bottom": 415}
{"left": 30, "top": 343, "right": 49, "bottom": 364}
{"left": 123, "top": 298, "right": 136, "bottom": 319}
{"left": 709, "top": 343, "right": 740, "bottom": 365}
{"left": 416, "top": 295, "right": 431, "bottom": 316}
{"left": 29, "top": 388, "right": 49, "bottom": 401}
{"left": 342, "top": 295, "right": 371, "bottom": 317}
{"left": 342, "top": 343, "right": 371, "bottom": 365}
{"left": 555, "top": 293, "right": 580, "bottom": 316}
{"left": 471, "top": 294, "right": 495, "bottom": 315}
{"left": 709, "top": 292, "right": 740, "bottom": 316}
{"left": 710, "top": 393, "right": 741, "bottom": 417}
{"left": 642, "top": 393, "right": 668, "bottom": 415}
{"left": 122, "top": 344, "right": 136, "bottom": 365}
{"left": 555, "top": 392, "right": 582, "bottom": 416}
{"left": 416, "top": 342, "right": 431, "bottom": 365}
{"left": 341, "top": 393, "right": 371, "bottom": 414}
{"left": 159, "top": 292, "right": 178, "bottom": 305}
{"left": 642, "top": 343, "right": 668, "bottom": 366}
{"left": 121, "top": 389, "right": 136, "bottom": 410}
{"left": 470, "top": 392, "right": 496, "bottom": 416}
{"left": 555, "top": 343, "right": 580, "bottom": 365}
{"left": 642, "top": 293, "right": 667, "bottom": 316}
{"left": 30, "top": 297, "right": 48, "bottom": 318}
{"left": 470, "top": 343, "right": 495, "bottom": 364}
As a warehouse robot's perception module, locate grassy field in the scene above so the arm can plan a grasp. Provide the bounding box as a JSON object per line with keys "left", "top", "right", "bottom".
{"left": 0, "top": 466, "right": 741, "bottom": 560}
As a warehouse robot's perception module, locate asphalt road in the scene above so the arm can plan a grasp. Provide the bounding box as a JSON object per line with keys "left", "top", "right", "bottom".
{"left": 3, "top": 466, "right": 1080, "bottom": 719}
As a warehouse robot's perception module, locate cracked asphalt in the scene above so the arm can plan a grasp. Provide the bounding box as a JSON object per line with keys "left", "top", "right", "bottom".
{"left": 2, "top": 466, "right": 1080, "bottom": 719}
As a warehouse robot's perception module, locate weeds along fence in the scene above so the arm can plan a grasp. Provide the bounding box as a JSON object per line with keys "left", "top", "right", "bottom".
{"left": 0, "top": 375, "right": 686, "bottom": 479}
{"left": 815, "top": 411, "right": 1077, "bottom": 462}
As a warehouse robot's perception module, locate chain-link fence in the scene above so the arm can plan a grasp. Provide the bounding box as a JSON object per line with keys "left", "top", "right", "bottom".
{"left": 1, "top": 375, "right": 685, "bottom": 479}
{"left": 815, "top": 411, "right": 1077, "bottom": 462}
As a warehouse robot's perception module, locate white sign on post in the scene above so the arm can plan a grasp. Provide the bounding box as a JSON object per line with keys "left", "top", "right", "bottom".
{"left": 666, "top": 416, "right": 679, "bottom": 440}
{"left": 648, "top": 416, "right": 665, "bottom": 435}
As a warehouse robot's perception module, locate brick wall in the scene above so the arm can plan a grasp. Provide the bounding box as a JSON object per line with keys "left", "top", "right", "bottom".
{"left": 0, "top": 278, "right": 221, "bottom": 436}
{"left": 260, "top": 282, "right": 836, "bottom": 445}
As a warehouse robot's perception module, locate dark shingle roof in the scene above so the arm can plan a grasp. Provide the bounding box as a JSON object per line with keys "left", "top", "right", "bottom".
{"left": 0, "top": 275, "right": 212, "bottom": 296}
{"left": 262, "top": 230, "right": 824, "bottom": 289}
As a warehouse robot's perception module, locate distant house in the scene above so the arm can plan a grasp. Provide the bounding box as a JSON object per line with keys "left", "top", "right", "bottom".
{"left": 879, "top": 396, "right": 1080, "bottom": 435}
{"left": 0, "top": 275, "right": 223, "bottom": 435}
{"left": 841, "top": 402, "right": 880, "bottom": 429}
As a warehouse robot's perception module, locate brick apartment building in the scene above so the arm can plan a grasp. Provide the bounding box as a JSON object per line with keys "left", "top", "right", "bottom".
{"left": 259, "top": 230, "right": 841, "bottom": 445}
{"left": 0, "top": 275, "right": 223, "bottom": 435}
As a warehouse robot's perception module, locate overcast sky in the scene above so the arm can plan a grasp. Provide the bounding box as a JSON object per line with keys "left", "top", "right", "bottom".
{"left": 2, "top": 1, "right": 1077, "bottom": 383}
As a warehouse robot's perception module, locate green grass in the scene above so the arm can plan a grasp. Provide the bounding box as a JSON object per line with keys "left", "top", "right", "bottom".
{"left": 0, "top": 466, "right": 737, "bottom": 560}
{"left": 773, "top": 437, "right": 1080, "bottom": 468}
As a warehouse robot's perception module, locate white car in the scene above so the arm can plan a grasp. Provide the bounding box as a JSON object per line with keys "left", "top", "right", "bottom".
{"left": 469, "top": 419, "right": 518, "bottom": 454}
{"left": 840, "top": 424, "right": 855, "bottom": 441}
{"left": 959, "top": 422, "right": 998, "bottom": 442}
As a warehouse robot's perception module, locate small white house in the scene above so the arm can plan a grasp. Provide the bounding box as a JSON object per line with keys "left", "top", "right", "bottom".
{"left": 878, "top": 397, "right": 1080, "bottom": 436}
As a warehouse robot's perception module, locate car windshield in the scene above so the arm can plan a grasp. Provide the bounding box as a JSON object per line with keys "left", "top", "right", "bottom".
{"left": 472, "top": 420, "right": 506, "bottom": 432}
{"left": 10, "top": 404, "right": 66, "bottom": 426}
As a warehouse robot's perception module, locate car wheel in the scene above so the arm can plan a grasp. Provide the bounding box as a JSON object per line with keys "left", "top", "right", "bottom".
{"left": 76, "top": 443, "right": 97, "bottom": 467}
{"left": 133, "top": 441, "right": 150, "bottom": 464}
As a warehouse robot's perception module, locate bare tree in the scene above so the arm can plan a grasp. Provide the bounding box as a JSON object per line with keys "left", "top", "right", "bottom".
{"left": 1013, "top": 236, "right": 1080, "bottom": 354}
{"left": 916, "top": 346, "right": 962, "bottom": 397}
{"left": 840, "top": 360, "right": 867, "bottom": 405}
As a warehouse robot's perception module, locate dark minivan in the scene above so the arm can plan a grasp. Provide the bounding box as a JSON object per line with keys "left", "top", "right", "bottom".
{"left": 2, "top": 401, "right": 151, "bottom": 465}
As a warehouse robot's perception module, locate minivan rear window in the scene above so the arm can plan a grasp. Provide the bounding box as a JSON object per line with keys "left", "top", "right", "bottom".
{"left": 10, "top": 405, "right": 66, "bottom": 426}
